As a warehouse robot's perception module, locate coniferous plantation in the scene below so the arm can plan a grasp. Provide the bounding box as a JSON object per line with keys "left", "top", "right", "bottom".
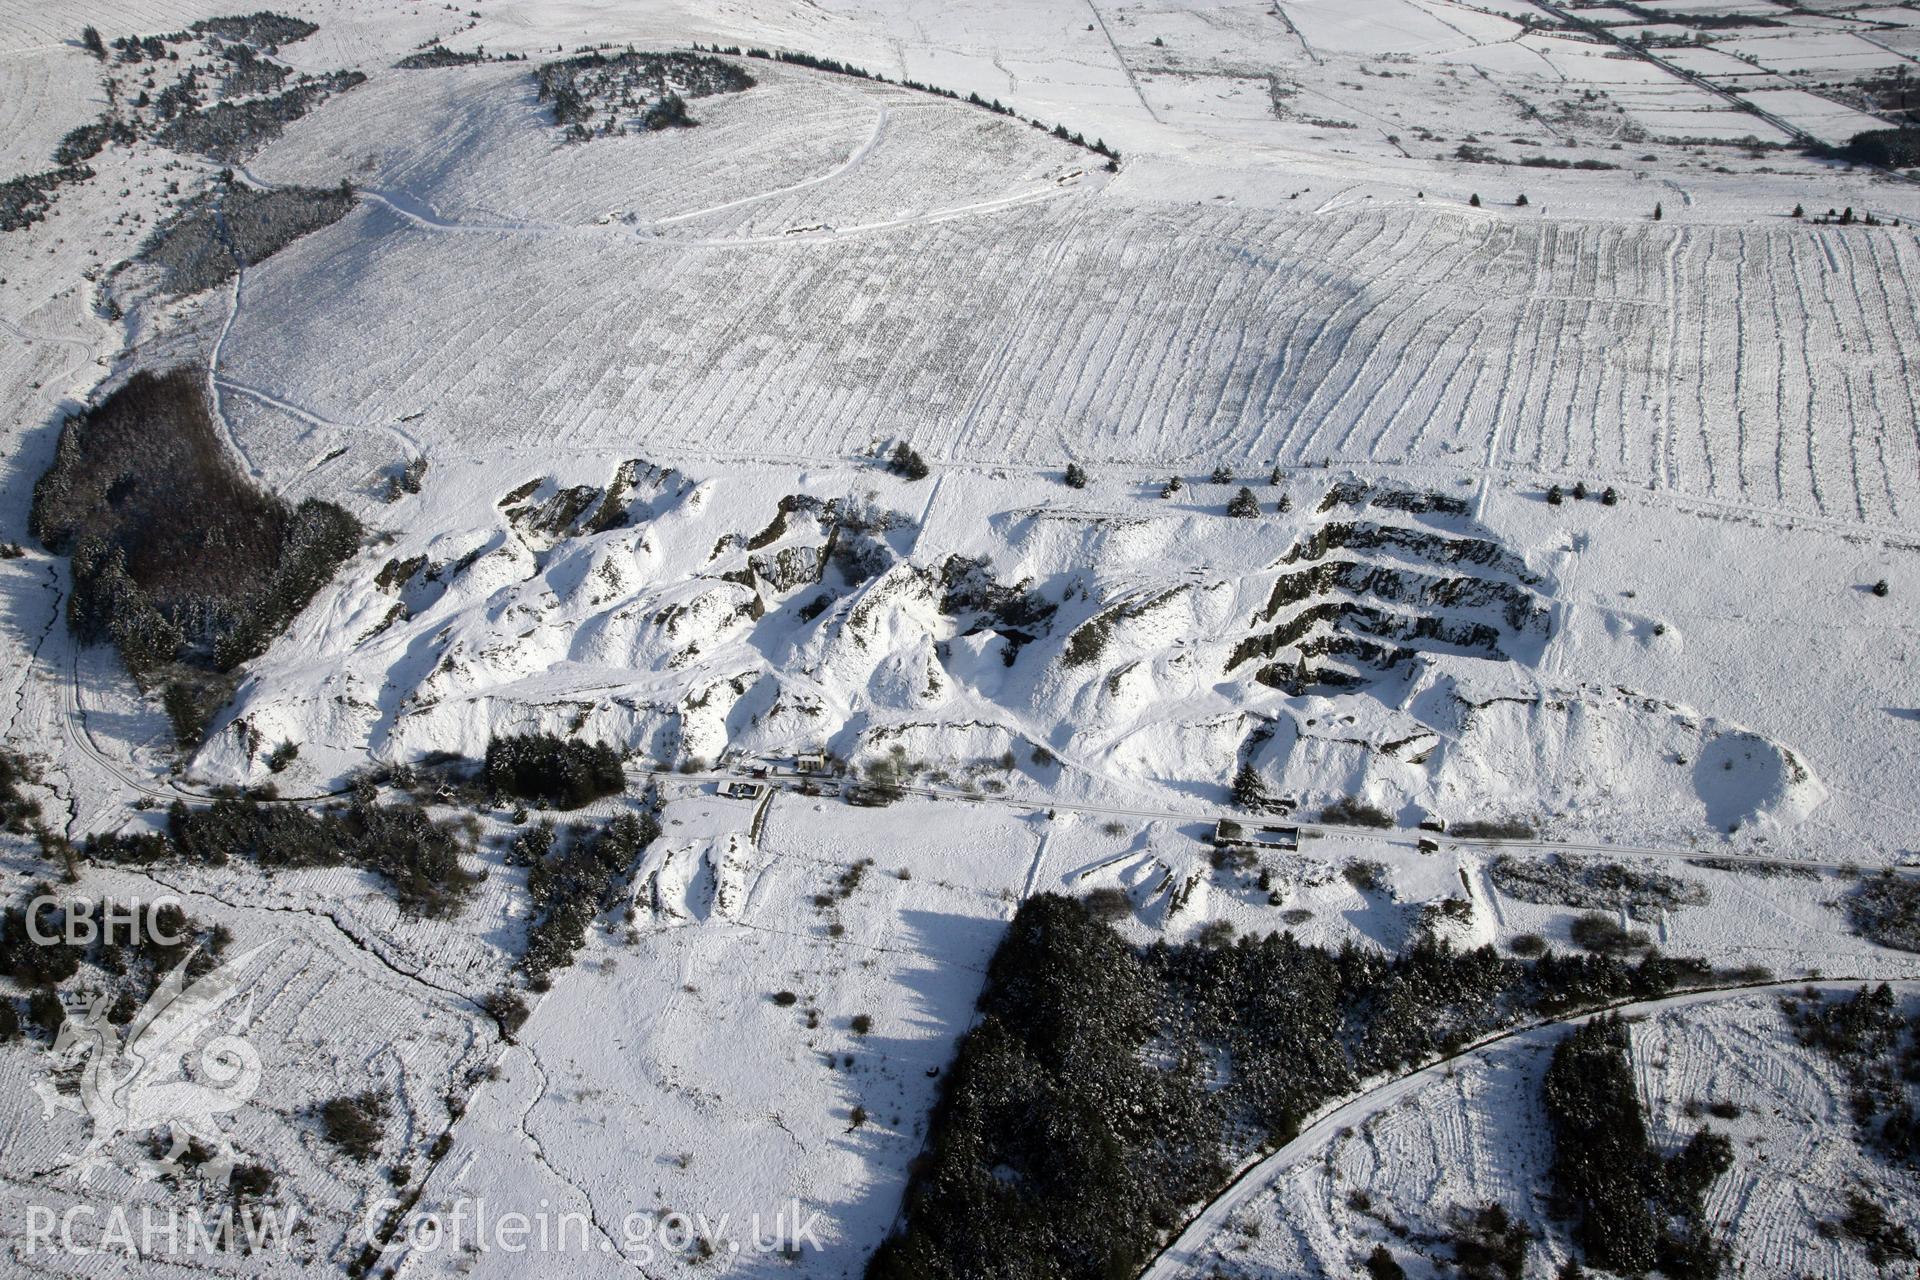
{"left": 0, "top": 750, "right": 42, "bottom": 834}
{"left": 31, "top": 369, "right": 360, "bottom": 743}
{"left": 138, "top": 178, "right": 358, "bottom": 296}
{"left": 520, "top": 809, "right": 658, "bottom": 984}
{"left": 1543, "top": 1016, "right": 1733, "bottom": 1278}
{"left": 1783, "top": 984, "right": 1920, "bottom": 1170}
{"left": 482, "top": 732, "right": 625, "bottom": 809}
{"left": 394, "top": 43, "right": 501, "bottom": 70}
{"left": 0, "top": 889, "right": 231, "bottom": 1028}
{"left": 153, "top": 70, "right": 368, "bottom": 161}
{"left": 870, "top": 894, "right": 1740, "bottom": 1280}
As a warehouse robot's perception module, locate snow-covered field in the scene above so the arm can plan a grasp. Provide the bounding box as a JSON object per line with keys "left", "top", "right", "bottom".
{"left": 3, "top": 0, "right": 1920, "bottom": 1274}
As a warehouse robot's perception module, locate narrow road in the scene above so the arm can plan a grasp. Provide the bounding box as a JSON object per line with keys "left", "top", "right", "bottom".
{"left": 1521, "top": 0, "right": 1815, "bottom": 148}
{"left": 654, "top": 764, "right": 1912, "bottom": 877}
{"left": 1522, "top": 0, "right": 1919, "bottom": 186}
{"left": 60, "top": 645, "right": 348, "bottom": 810}
{"left": 1082, "top": 0, "right": 1162, "bottom": 124}
{"left": 1138, "top": 975, "right": 1920, "bottom": 1279}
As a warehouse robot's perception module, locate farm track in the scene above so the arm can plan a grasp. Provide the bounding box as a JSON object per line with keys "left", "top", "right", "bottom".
{"left": 650, "top": 103, "right": 892, "bottom": 228}
{"left": 242, "top": 153, "right": 1086, "bottom": 251}
{"left": 59, "top": 645, "right": 350, "bottom": 812}
{"left": 207, "top": 272, "right": 263, "bottom": 483}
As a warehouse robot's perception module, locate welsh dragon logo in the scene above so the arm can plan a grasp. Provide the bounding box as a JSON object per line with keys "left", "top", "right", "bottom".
{"left": 32, "top": 943, "right": 274, "bottom": 1186}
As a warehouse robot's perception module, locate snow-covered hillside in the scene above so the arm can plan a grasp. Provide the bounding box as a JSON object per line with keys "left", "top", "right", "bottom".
{"left": 4, "top": 0, "right": 1920, "bottom": 1275}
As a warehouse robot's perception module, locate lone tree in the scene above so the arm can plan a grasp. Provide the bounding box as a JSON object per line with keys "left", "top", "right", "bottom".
{"left": 1161, "top": 474, "right": 1184, "bottom": 498}
{"left": 888, "top": 442, "right": 929, "bottom": 481}
{"left": 1063, "top": 462, "right": 1088, "bottom": 489}
{"left": 1546, "top": 484, "right": 1564, "bottom": 505}
{"left": 1469, "top": 193, "right": 1482, "bottom": 207}
{"left": 1873, "top": 578, "right": 1890, "bottom": 597}
{"left": 1516, "top": 193, "right": 1529, "bottom": 206}
{"left": 1652, "top": 202, "right": 1663, "bottom": 221}
{"left": 1231, "top": 761, "right": 1268, "bottom": 809}
{"left": 642, "top": 92, "right": 691, "bottom": 130}
{"left": 1365, "top": 1245, "right": 1406, "bottom": 1280}
{"left": 1227, "top": 486, "right": 1260, "bottom": 518}
{"left": 81, "top": 26, "right": 106, "bottom": 59}
{"left": 1210, "top": 463, "right": 1233, "bottom": 485}
{"left": 320, "top": 1091, "right": 388, "bottom": 1162}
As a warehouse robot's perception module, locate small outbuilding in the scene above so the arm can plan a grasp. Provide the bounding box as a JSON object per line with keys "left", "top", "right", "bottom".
{"left": 1213, "top": 819, "right": 1299, "bottom": 851}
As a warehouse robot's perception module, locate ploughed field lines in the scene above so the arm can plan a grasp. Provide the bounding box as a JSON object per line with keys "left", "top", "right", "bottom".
{"left": 226, "top": 198, "right": 1920, "bottom": 526}
{"left": 0, "top": 0, "right": 215, "bottom": 55}
{"left": 0, "top": 43, "right": 99, "bottom": 183}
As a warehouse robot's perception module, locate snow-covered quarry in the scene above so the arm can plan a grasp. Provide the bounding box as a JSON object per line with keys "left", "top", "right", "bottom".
{"left": 2, "top": 0, "right": 1919, "bottom": 1276}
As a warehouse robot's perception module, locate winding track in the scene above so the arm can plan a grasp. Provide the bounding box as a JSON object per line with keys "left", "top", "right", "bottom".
{"left": 234, "top": 124, "right": 1092, "bottom": 252}
{"left": 651, "top": 104, "right": 892, "bottom": 227}
{"left": 60, "top": 646, "right": 348, "bottom": 809}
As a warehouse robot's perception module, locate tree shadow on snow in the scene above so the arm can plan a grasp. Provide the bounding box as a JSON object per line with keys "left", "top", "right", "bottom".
{"left": 724, "top": 909, "right": 1006, "bottom": 1280}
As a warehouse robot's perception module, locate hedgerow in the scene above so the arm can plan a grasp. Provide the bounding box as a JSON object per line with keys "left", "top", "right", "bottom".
{"left": 696, "top": 43, "right": 1119, "bottom": 162}
{"left": 83, "top": 795, "right": 477, "bottom": 917}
